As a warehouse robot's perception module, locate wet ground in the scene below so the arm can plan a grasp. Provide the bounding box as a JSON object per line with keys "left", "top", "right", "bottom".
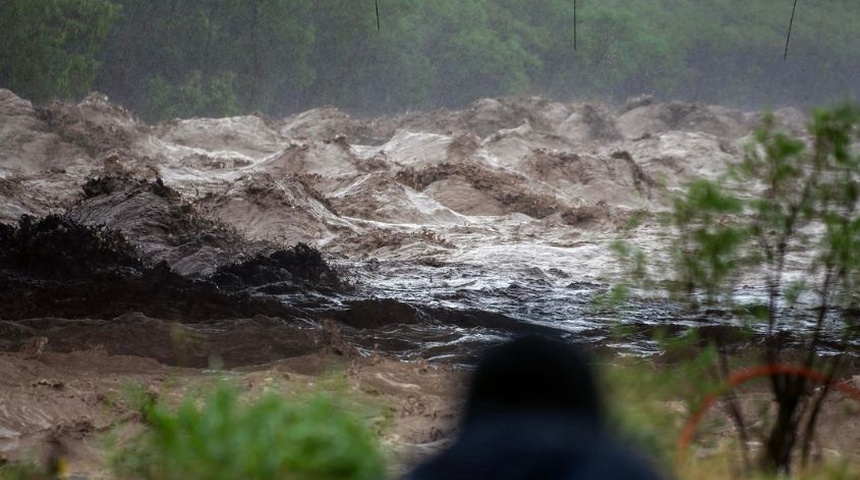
{"left": 2, "top": 89, "right": 856, "bottom": 474}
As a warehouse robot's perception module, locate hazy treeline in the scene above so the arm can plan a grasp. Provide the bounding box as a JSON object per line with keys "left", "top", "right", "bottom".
{"left": 2, "top": 0, "right": 858, "bottom": 121}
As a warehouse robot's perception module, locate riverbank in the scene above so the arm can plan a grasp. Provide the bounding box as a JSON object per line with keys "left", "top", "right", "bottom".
{"left": 2, "top": 342, "right": 859, "bottom": 479}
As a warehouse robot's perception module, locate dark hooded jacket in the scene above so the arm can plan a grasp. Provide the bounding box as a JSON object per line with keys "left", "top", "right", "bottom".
{"left": 407, "top": 335, "right": 665, "bottom": 480}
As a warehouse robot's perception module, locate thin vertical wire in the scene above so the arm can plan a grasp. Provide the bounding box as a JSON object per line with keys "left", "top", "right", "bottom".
{"left": 784, "top": 0, "right": 798, "bottom": 60}
{"left": 573, "top": 0, "right": 577, "bottom": 50}
{"left": 375, "top": 0, "right": 380, "bottom": 30}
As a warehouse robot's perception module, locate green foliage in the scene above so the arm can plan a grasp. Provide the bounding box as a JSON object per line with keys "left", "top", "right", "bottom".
{"left": 425, "top": 0, "right": 537, "bottom": 107}
{"left": 669, "top": 178, "right": 748, "bottom": 304}
{"left": 112, "top": 384, "right": 386, "bottom": 480}
{"left": 735, "top": 104, "right": 860, "bottom": 331}
{"left": 600, "top": 353, "right": 860, "bottom": 480}
{"left": 7, "top": 1, "right": 860, "bottom": 118}
{"left": 143, "top": 70, "right": 239, "bottom": 121}
{"left": 621, "top": 102, "right": 860, "bottom": 324}
{"left": 0, "top": 462, "right": 47, "bottom": 480}
{"left": 612, "top": 103, "right": 860, "bottom": 473}
{"left": 0, "top": 0, "right": 118, "bottom": 102}
{"left": 601, "top": 342, "right": 719, "bottom": 466}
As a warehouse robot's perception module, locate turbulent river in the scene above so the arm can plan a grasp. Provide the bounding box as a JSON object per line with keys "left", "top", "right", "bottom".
{"left": 0, "top": 89, "right": 826, "bottom": 365}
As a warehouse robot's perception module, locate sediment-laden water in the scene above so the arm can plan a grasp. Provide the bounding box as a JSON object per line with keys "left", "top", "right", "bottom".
{"left": 0, "top": 89, "right": 822, "bottom": 365}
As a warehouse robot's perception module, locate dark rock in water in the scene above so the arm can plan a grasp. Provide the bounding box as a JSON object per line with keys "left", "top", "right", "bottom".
{"left": 0, "top": 175, "right": 346, "bottom": 329}
{"left": 0, "top": 211, "right": 310, "bottom": 324}
{"left": 329, "top": 298, "right": 423, "bottom": 329}
{"left": 210, "top": 243, "right": 340, "bottom": 291}
{"left": 0, "top": 259, "right": 305, "bottom": 322}
{"left": 325, "top": 298, "right": 568, "bottom": 336}
{"left": 0, "top": 214, "right": 145, "bottom": 281}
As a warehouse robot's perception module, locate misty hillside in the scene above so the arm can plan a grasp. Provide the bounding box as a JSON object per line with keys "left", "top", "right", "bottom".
{"left": 2, "top": 0, "right": 858, "bottom": 121}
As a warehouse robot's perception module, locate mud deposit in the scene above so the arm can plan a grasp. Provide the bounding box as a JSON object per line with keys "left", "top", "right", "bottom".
{"left": 0, "top": 89, "right": 835, "bottom": 472}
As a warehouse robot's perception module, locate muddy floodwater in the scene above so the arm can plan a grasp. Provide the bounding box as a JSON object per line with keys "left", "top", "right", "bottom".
{"left": 8, "top": 89, "right": 860, "bottom": 475}
{"left": 0, "top": 88, "right": 820, "bottom": 366}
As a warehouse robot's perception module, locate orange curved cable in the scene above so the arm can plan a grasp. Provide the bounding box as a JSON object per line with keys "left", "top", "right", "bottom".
{"left": 676, "top": 364, "right": 860, "bottom": 464}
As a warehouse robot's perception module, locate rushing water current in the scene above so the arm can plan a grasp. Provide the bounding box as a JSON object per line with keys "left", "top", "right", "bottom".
{"left": 266, "top": 259, "right": 856, "bottom": 364}
{"left": 4, "top": 89, "right": 849, "bottom": 365}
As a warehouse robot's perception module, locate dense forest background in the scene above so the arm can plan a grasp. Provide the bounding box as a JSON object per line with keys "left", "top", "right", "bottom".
{"left": 1, "top": 0, "right": 858, "bottom": 122}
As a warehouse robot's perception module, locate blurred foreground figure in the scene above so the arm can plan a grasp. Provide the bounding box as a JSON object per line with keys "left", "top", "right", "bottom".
{"left": 407, "top": 335, "right": 664, "bottom": 480}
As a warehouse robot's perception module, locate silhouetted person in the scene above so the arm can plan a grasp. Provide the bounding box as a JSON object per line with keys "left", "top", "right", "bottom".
{"left": 407, "top": 335, "right": 665, "bottom": 480}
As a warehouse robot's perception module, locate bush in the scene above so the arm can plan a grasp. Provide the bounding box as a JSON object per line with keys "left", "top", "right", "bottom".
{"left": 112, "top": 385, "right": 386, "bottom": 480}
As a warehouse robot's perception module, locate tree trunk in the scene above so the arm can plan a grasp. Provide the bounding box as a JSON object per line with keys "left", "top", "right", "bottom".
{"left": 760, "top": 375, "right": 805, "bottom": 474}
